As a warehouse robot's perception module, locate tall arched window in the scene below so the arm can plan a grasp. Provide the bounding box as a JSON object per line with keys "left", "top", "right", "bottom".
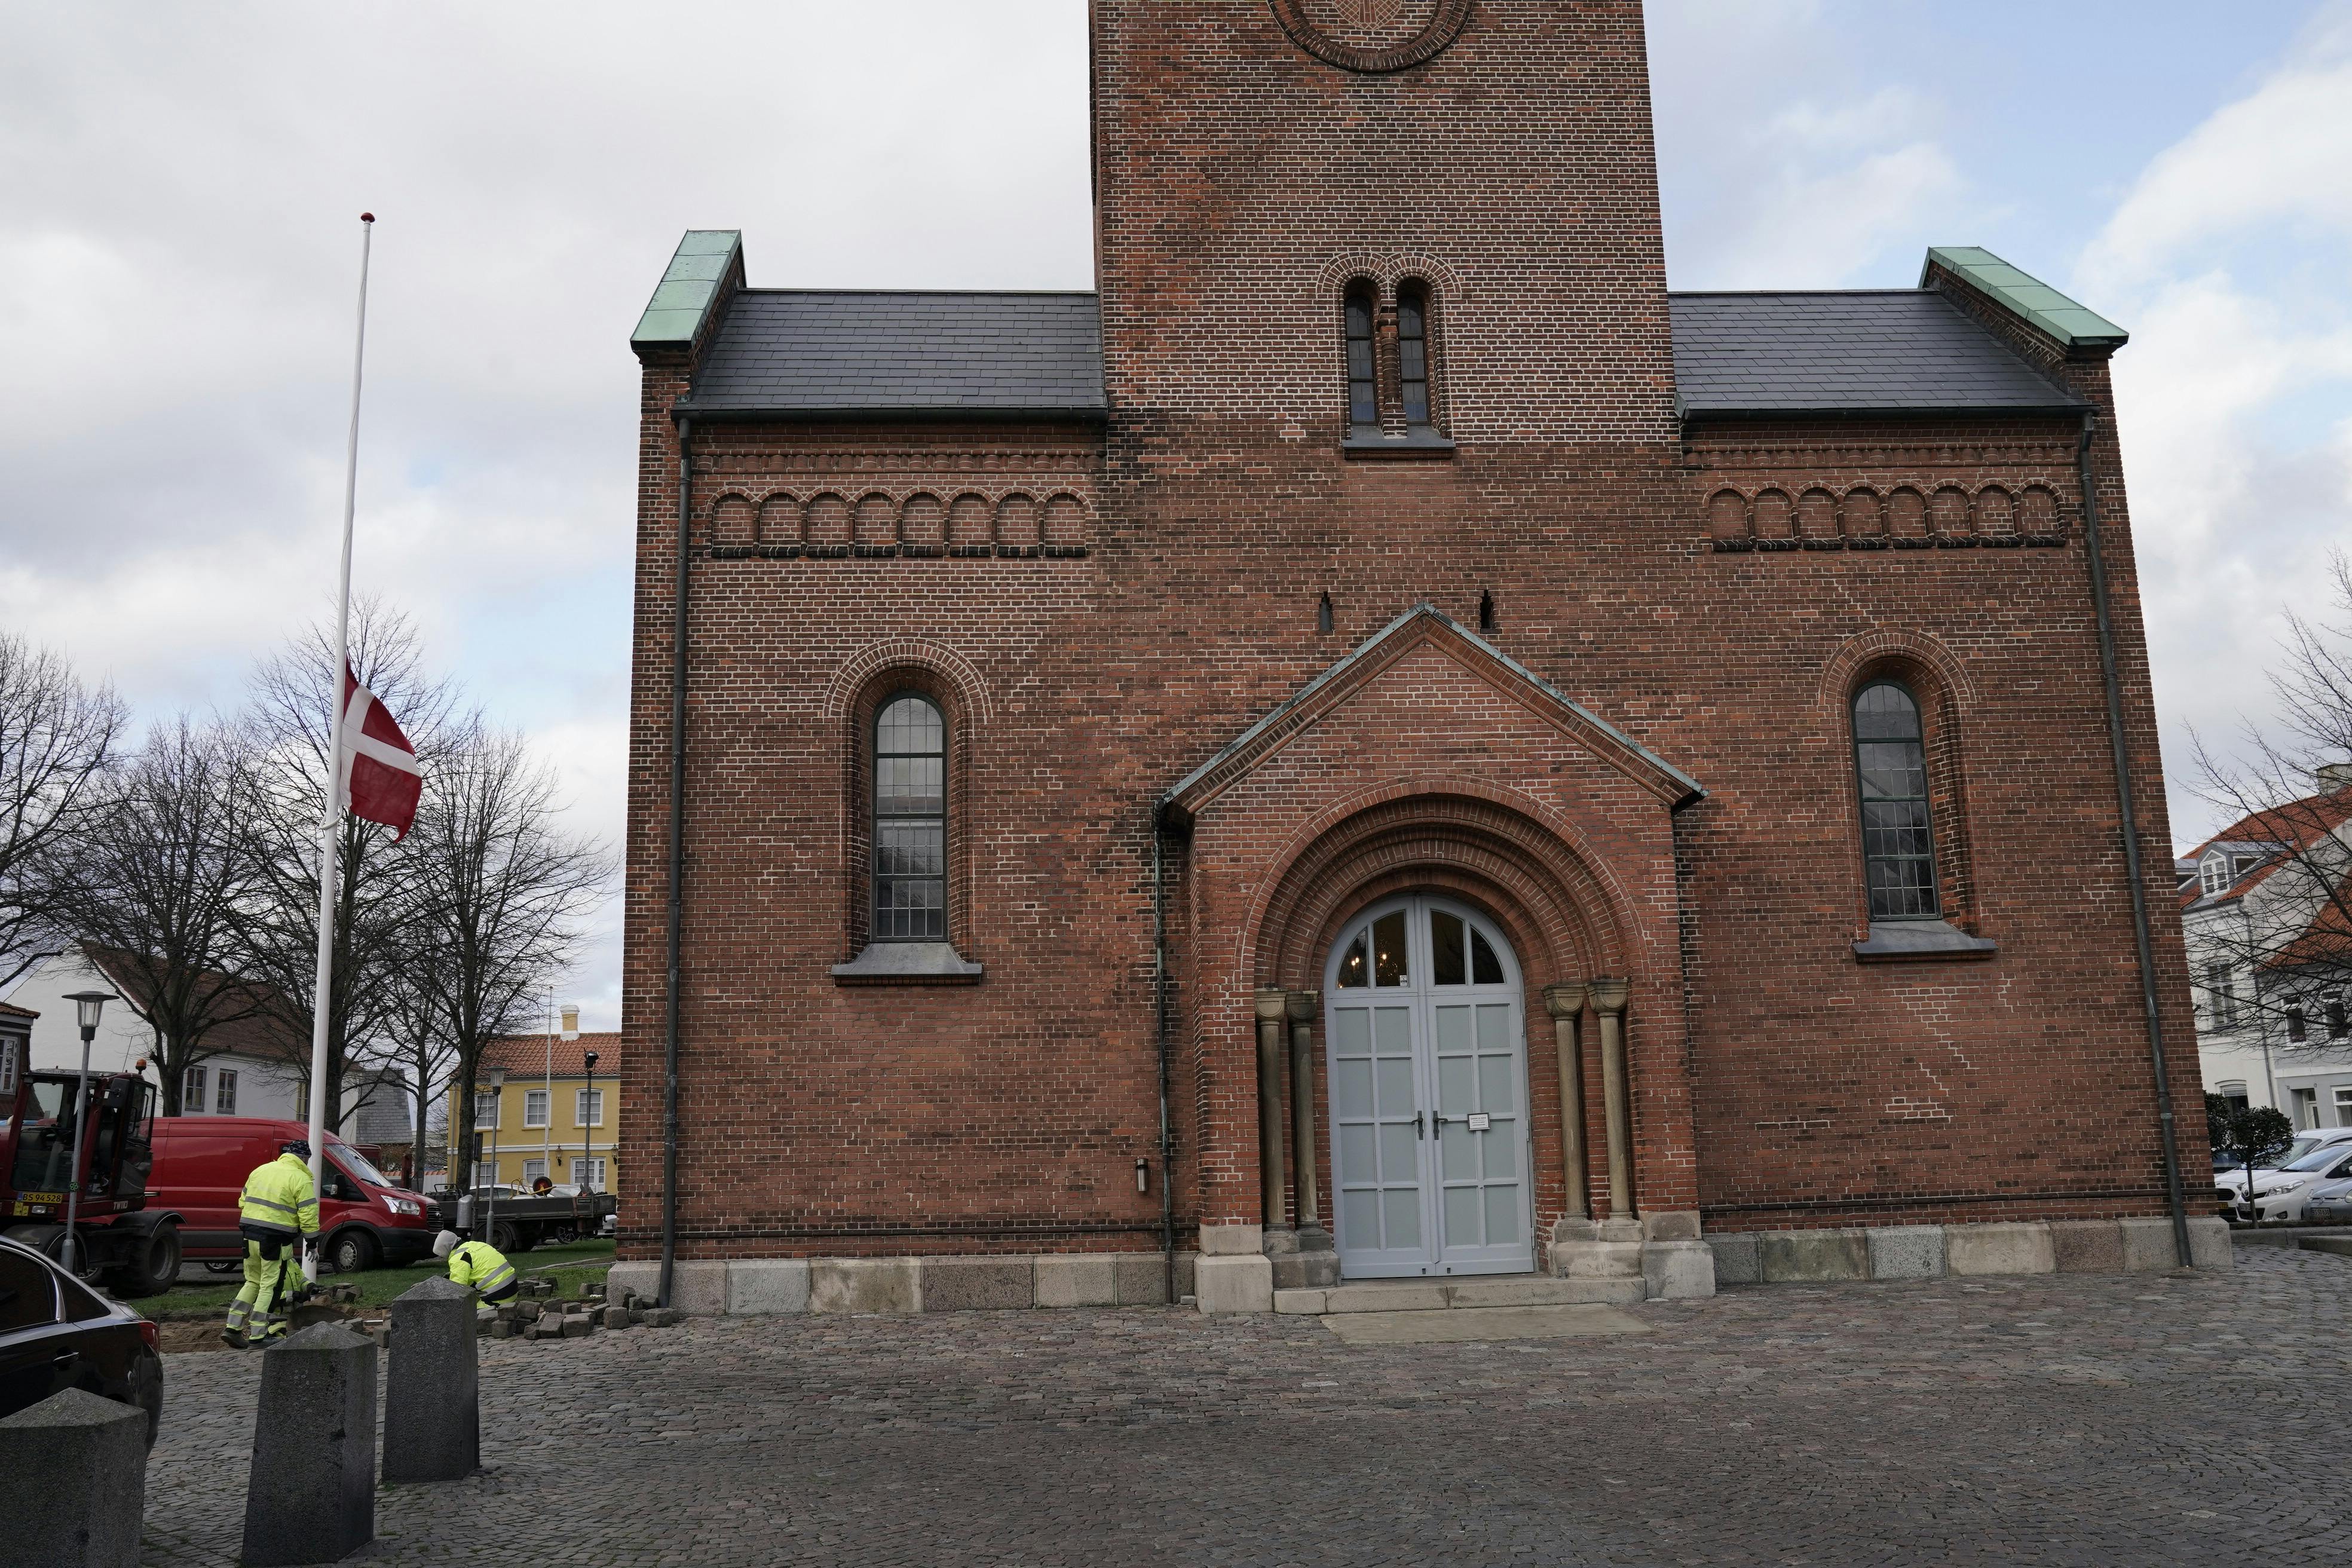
{"left": 873, "top": 694, "right": 947, "bottom": 939}
{"left": 1397, "top": 280, "right": 1433, "bottom": 430}
{"left": 1343, "top": 281, "right": 1378, "bottom": 436}
{"left": 1852, "top": 680, "right": 1938, "bottom": 920}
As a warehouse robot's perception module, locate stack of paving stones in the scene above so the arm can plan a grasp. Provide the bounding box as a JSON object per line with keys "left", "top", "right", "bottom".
{"left": 478, "top": 1275, "right": 681, "bottom": 1340}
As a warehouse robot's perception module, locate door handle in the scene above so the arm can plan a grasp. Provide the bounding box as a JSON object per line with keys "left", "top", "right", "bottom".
{"left": 1414, "top": 1112, "right": 1425, "bottom": 1139}
{"left": 52, "top": 1351, "right": 78, "bottom": 1368}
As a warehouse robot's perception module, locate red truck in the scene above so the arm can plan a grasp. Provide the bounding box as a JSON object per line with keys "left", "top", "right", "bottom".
{"left": 151, "top": 1117, "right": 439, "bottom": 1276}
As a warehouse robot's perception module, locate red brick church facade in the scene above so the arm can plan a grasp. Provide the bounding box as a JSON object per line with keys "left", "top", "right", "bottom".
{"left": 618, "top": 1, "right": 2213, "bottom": 1311}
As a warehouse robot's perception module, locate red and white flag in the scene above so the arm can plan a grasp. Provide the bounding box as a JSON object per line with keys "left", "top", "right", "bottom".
{"left": 336, "top": 664, "right": 421, "bottom": 839}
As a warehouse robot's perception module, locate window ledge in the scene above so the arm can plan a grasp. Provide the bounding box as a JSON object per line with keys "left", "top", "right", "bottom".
{"left": 1343, "top": 430, "right": 1456, "bottom": 460}
{"left": 1852, "top": 920, "right": 1999, "bottom": 963}
{"left": 831, "top": 942, "right": 985, "bottom": 986}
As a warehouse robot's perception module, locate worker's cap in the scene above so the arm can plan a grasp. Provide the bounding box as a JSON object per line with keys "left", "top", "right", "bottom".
{"left": 279, "top": 1138, "right": 312, "bottom": 1159}
{"left": 432, "top": 1230, "right": 460, "bottom": 1258}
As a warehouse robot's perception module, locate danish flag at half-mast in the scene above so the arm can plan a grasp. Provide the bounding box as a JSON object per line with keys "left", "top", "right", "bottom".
{"left": 337, "top": 664, "right": 421, "bottom": 839}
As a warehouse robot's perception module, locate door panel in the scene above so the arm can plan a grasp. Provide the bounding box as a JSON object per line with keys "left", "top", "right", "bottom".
{"left": 1327, "top": 897, "right": 1534, "bottom": 1279}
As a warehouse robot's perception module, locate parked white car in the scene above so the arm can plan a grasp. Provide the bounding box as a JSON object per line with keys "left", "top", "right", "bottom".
{"left": 2232, "top": 1140, "right": 2352, "bottom": 1224}
{"left": 2214, "top": 1127, "right": 2352, "bottom": 1206}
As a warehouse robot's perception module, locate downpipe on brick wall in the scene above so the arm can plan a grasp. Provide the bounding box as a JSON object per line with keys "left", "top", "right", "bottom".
{"left": 661, "top": 415, "right": 693, "bottom": 1309}
{"left": 1152, "top": 806, "right": 1176, "bottom": 1303}
{"left": 2078, "top": 413, "right": 2192, "bottom": 1268}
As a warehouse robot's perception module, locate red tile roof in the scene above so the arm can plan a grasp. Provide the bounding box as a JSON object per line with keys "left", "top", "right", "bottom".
{"left": 480, "top": 1031, "right": 620, "bottom": 1079}
{"left": 0, "top": 1000, "right": 37, "bottom": 1021}
{"left": 2182, "top": 786, "right": 2352, "bottom": 908}
{"left": 79, "top": 944, "right": 305, "bottom": 1064}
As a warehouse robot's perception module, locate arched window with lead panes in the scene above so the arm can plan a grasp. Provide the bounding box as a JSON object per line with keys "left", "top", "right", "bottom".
{"left": 1343, "top": 281, "right": 1379, "bottom": 438}
{"left": 872, "top": 694, "right": 947, "bottom": 940}
{"left": 1852, "top": 680, "right": 1939, "bottom": 921}
{"left": 1396, "top": 280, "right": 1434, "bottom": 432}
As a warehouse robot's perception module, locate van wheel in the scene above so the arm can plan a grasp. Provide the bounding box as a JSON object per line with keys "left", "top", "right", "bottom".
{"left": 329, "top": 1229, "right": 377, "bottom": 1276}
{"left": 204, "top": 1259, "right": 242, "bottom": 1275}
{"left": 106, "top": 1225, "right": 182, "bottom": 1298}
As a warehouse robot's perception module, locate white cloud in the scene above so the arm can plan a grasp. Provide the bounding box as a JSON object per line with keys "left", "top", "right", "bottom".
{"left": 2075, "top": 6, "right": 2352, "bottom": 847}
{"left": 2081, "top": 8, "right": 2352, "bottom": 295}
{"left": 0, "top": 1, "right": 1093, "bottom": 1027}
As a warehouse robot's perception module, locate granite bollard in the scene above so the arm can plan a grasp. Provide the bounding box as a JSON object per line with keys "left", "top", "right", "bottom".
{"left": 384, "top": 1276, "right": 478, "bottom": 1484}
{"left": 242, "top": 1323, "right": 377, "bottom": 1567}
{"left": 0, "top": 1387, "right": 146, "bottom": 1568}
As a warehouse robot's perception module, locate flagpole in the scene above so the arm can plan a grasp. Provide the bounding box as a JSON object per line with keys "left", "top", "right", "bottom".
{"left": 304, "top": 212, "right": 375, "bottom": 1282}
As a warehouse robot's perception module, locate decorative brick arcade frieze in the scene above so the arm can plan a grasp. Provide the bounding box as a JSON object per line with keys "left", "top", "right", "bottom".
{"left": 1689, "top": 437, "right": 2085, "bottom": 554}
{"left": 693, "top": 443, "right": 1099, "bottom": 562}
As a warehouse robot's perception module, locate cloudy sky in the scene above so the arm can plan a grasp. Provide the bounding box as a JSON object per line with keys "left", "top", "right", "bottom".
{"left": 4, "top": 2, "right": 2345, "bottom": 1027}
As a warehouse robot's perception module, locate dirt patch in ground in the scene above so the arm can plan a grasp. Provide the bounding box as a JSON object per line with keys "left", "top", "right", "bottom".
{"left": 158, "top": 1321, "right": 235, "bottom": 1355}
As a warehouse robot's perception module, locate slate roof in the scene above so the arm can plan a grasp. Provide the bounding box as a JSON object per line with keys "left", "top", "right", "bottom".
{"left": 687, "top": 291, "right": 1107, "bottom": 419}
{"left": 677, "top": 283, "right": 2084, "bottom": 423}
{"left": 1667, "top": 290, "right": 2088, "bottom": 419}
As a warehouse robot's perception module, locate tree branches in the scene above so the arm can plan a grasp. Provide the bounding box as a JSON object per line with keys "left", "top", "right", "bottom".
{"left": 0, "top": 630, "right": 126, "bottom": 975}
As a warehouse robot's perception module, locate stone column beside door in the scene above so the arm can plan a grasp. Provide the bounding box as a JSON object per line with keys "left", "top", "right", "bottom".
{"left": 1275, "top": 989, "right": 1339, "bottom": 1290}
{"left": 1544, "top": 981, "right": 1595, "bottom": 1260}
{"left": 1254, "top": 987, "right": 1293, "bottom": 1261}
{"left": 1591, "top": 977, "right": 1639, "bottom": 1241}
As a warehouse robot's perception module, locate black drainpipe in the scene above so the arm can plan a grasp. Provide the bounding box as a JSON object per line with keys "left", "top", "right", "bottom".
{"left": 660, "top": 414, "right": 693, "bottom": 1308}
{"left": 1152, "top": 806, "right": 1177, "bottom": 1303}
{"left": 2078, "top": 413, "right": 2192, "bottom": 1268}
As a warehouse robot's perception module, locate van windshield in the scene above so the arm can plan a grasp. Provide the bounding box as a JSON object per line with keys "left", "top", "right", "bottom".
{"left": 331, "top": 1144, "right": 391, "bottom": 1187}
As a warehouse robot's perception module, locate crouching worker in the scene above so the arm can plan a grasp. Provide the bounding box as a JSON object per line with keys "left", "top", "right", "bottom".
{"left": 224, "top": 1138, "right": 320, "bottom": 1348}
{"left": 433, "top": 1230, "right": 519, "bottom": 1304}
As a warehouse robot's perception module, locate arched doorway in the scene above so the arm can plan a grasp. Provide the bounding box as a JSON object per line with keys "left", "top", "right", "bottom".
{"left": 1324, "top": 895, "right": 1534, "bottom": 1278}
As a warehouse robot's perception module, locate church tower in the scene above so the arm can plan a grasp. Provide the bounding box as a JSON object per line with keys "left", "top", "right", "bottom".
{"left": 1092, "top": 0, "right": 1679, "bottom": 448}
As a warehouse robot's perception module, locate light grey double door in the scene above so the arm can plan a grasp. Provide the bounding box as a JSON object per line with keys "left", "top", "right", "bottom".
{"left": 1324, "top": 896, "right": 1535, "bottom": 1278}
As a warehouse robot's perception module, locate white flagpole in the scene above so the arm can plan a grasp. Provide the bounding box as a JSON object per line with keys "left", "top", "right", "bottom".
{"left": 304, "top": 212, "right": 375, "bottom": 1282}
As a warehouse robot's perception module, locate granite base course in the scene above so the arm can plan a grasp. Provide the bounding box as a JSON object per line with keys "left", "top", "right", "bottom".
{"left": 1713, "top": 1217, "right": 2231, "bottom": 1286}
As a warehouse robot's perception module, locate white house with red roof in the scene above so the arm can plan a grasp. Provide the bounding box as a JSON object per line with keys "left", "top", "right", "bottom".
{"left": 1, "top": 941, "right": 411, "bottom": 1143}
{"left": 2182, "top": 767, "right": 2352, "bottom": 1127}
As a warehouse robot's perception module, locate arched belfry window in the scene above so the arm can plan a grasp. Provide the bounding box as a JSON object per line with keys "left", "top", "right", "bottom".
{"left": 1343, "top": 281, "right": 1379, "bottom": 437}
{"left": 1396, "top": 280, "right": 1433, "bottom": 431}
{"left": 873, "top": 694, "right": 947, "bottom": 939}
{"left": 1852, "top": 681, "right": 1938, "bottom": 921}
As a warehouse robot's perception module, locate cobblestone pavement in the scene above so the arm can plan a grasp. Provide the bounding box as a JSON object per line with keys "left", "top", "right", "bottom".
{"left": 141, "top": 1247, "right": 2352, "bottom": 1566}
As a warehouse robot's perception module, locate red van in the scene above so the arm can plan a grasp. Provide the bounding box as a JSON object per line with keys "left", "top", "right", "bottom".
{"left": 149, "top": 1117, "right": 436, "bottom": 1275}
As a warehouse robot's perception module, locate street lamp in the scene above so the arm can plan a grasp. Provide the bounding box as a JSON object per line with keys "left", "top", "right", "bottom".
{"left": 485, "top": 1066, "right": 505, "bottom": 1243}
{"left": 581, "top": 1049, "right": 599, "bottom": 1196}
{"left": 58, "top": 991, "right": 116, "bottom": 1275}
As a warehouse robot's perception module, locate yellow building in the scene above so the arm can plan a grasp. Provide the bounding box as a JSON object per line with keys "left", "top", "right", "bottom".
{"left": 451, "top": 1027, "right": 620, "bottom": 1193}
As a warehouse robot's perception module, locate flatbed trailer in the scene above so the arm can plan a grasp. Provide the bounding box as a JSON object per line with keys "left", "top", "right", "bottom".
{"left": 434, "top": 1188, "right": 617, "bottom": 1253}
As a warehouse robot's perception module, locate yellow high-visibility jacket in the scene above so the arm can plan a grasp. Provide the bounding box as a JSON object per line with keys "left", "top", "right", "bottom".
{"left": 238, "top": 1153, "right": 320, "bottom": 1239}
{"left": 447, "top": 1241, "right": 517, "bottom": 1297}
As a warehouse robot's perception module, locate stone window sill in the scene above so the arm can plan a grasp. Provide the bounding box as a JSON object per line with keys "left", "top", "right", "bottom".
{"left": 1342, "top": 429, "right": 1456, "bottom": 460}
{"left": 1851, "top": 920, "right": 1999, "bottom": 963}
{"left": 831, "top": 942, "right": 985, "bottom": 985}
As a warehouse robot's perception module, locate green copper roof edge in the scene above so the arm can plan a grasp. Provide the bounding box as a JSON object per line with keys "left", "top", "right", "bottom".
{"left": 632, "top": 230, "right": 743, "bottom": 349}
{"left": 1921, "top": 246, "right": 2128, "bottom": 350}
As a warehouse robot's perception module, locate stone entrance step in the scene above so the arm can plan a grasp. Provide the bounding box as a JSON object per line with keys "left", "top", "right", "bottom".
{"left": 1273, "top": 1274, "right": 1643, "bottom": 1315}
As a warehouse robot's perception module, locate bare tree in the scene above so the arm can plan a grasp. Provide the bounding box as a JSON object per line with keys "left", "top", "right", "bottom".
{"left": 2186, "top": 551, "right": 2352, "bottom": 1067}
{"left": 231, "top": 601, "right": 454, "bottom": 1128}
{"left": 408, "top": 719, "right": 610, "bottom": 1193}
{"left": 382, "top": 962, "right": 460, "bottom": 1186}
{"left": 0, "top": 631, "right": 125, "bottom": 975}
{"left": 56, "top": 716, "right": 272, "bottom": 1113}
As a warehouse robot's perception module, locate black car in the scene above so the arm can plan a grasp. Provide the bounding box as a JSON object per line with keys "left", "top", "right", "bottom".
{"left": 0, "top": 1235, "right": 163, "bottom": 1447}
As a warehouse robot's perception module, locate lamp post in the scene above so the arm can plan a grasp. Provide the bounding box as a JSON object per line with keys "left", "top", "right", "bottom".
{"left": 485, "top": 1065, "right": 505, "bottom": 1244}
{"left": 581, "top": 1049, "right": 599, "bottom": 1196}
{"left": 58, "top": 991, "right": 116, "bottom": 1275}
